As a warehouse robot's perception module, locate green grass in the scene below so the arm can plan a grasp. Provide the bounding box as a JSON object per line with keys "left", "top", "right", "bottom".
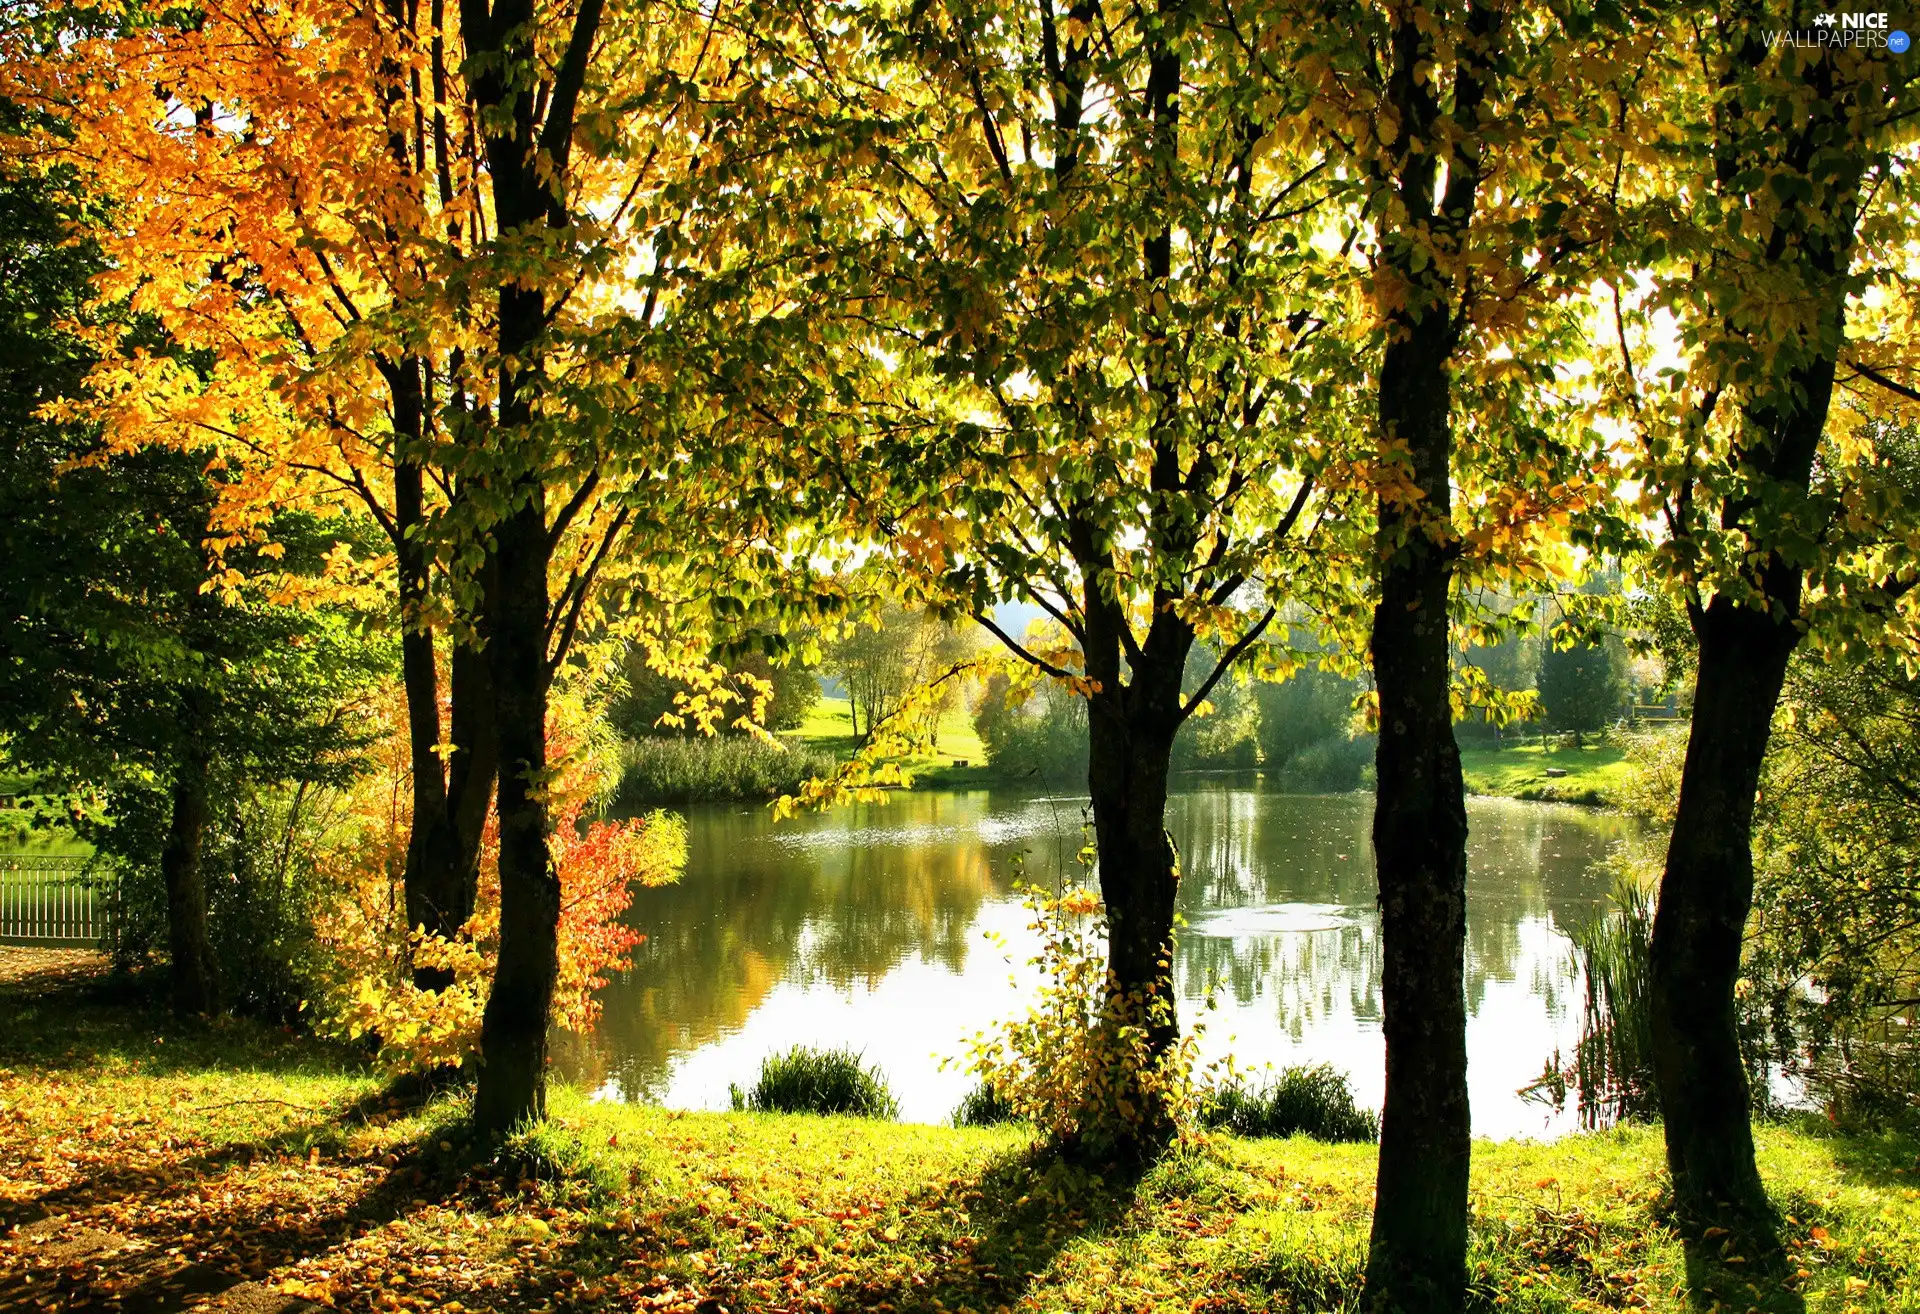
{"left": 5, "top": 959, "right": 1919, "bottom": 1312}
{"left": 790, "top": 694, "right": 859, "bottom": 749}
{"left": 1460, "top": 742, "right": 1635, "bottom": 806}
{"left": 787, "top": 696, "right": 998, "bottom": 790}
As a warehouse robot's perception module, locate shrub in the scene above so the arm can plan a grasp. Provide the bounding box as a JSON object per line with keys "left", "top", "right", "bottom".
{"left": 1199, "top": 1065, "right": 1379, "bottom": 1143}
{"left": 615, "top": 735, "right": 837, "bottom": 805}
{"left": 97, "top": 781, "right": 334, "bottom": 1022}
{"left": 1281, "top": 734, "right": 1376, "bottom": 792}
{"left": 309, "top": 689, "right": 683, "bottom": 1073}
{"left": 952, "top": 1079, "right": 1022, "bottom": 1127}
{"left": 730, "top": 1046, "right": 899, "bottom": 1118}
{"left": 964, "top": 881, "right": 1202, "bottom": 1159}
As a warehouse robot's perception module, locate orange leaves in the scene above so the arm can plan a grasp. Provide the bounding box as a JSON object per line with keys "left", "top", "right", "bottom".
{"left": 3, "top": 0, "right": 493, "bottom": 564}
{"left": 309, "top": 682, "right": 684, "bottom": 1072}
{"left": 550, "top": 806, "right": 685, "bottom": 1034}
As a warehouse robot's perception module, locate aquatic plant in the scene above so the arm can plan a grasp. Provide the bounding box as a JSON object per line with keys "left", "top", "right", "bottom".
{"left": 1198, "top": 1065, "right": 1379, "bottom": 1144}
{"left": 951, "top": 1079, "right": 1022, "bottom": 1127}
{"left": 1522, "top": 869, "right": 1659, "bottom": 1128}
{"left": 730, "top": 1045, "right": 900, "bottom": 1119}
{"left": 615, "top": 735, "right": 837, "bottom": 805}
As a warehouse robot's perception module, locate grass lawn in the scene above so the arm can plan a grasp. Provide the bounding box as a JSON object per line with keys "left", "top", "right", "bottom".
{"left": 0, "top": 763, "right": 93, "bottom": 854}
{"left": 788, "top": 697, "right": 995, "bottom": 790}
{"left": 4, "top": 955, "right": 1918, "bottom": 1312}
{"left": 1459, "top": 742, "right": 1638, "bottom": 807}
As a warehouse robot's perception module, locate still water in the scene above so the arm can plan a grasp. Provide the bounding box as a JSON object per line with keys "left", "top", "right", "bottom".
{"left": 555, "top": 783, "right": 1632, "bottom": 1139}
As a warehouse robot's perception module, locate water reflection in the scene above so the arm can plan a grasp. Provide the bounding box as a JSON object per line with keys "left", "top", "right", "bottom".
{"left": 555, "top": 784, "right": 1630, "bottom": 1138}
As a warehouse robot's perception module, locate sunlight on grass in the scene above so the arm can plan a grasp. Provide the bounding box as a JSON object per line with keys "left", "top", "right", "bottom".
{"left": 1460, "top": 743, "right": 1637, "bottom": 807}
{"left": 5, "top": 980, "right": 1918, "bottom": 1313}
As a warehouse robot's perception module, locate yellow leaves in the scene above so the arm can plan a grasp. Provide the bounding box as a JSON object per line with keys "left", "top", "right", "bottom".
{"left": 1055, "top": 887, "right": 1103, "bottom": 918}
{"left": 277, "top": 1277, "right": 334, "bottom": 1304}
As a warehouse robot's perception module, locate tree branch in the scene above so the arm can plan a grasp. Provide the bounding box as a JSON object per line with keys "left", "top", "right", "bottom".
{"left": 1177, "top": 604, "right": 1277, "bottom": 726}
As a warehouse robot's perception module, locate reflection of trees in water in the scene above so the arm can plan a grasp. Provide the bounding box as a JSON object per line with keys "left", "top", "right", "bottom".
{"left": 1165, "top": 790, "right": 1626, "bottom": 1033}
{"left": 1181, "top": 925, "right": 1384, "bottom": 1039}
{"left": 558, "top": 786, "right": 1630, "bottom": 1102}
{"left": 559, "top": 792, "right": 1026, "bottom": 1099}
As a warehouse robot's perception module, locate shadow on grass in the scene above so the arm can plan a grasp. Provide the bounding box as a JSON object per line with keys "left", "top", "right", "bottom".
{"left": 0, "top": 966, "right": 369, "bottom": 1081}
{"left": 1643, "top": 1191, "right": 1805, "bottom": 1314}
{"left": 1677, "top": 1232, "right": 1807, "bottom": 1314}
{"left": 0, "top": 1071, "right": 461, "bottom": 1233}
{"left": 534, "top": 1138, "right": 1151, "bottom": 1314}
{"left": 1790, "top": 1111, "right": 1920, "bottom": 1193}
{"left": 0, "top": 1079, "right": 539, "bottom": 1314}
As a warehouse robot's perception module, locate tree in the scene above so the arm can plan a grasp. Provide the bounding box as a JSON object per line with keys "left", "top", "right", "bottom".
{"left": 745, "top": 0, "right": 1369, "bottom": 1160}
{"left": 823, "top": 605, "right": 971, "bottom": 746}
{"left": 455, "top": 0, "right": 617, "bottom": 1134}
{"left": 9, "top": 0, "right": 806, "bottom": 1108}
{"left": 1599, "top": 12, "right": 1920, "bottom": 1230}
{"left": 0, "top": 144, "right": 379, "bottom": 1016}
{"left": 1537, "top": 636, "right": 1625, "bottom": 745}
{"left": 453, "top": 0, "right": 813, "bottom": 1131}
{"left": 1290, "top": 1, "right": 1625, "bottom": 1301}
{"left": 4, "top": 0, "right": 502, "bottom": 990}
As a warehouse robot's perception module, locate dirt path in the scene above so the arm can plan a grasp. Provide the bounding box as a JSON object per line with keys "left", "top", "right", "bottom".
{"left": 2, "top": 1215, "right": 321, "bottom": 1312}
{"left": 0, "top": 948, "right": 106, "bottom": 991}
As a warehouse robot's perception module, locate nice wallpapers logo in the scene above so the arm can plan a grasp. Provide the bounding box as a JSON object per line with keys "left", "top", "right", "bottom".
{"left": 1766, "top": 11, "right": 1913, "bottom": 49}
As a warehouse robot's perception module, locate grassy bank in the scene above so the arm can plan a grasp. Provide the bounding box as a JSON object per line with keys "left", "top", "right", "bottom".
{"left": 615, "top": 699, "right": 1001, "bottom": 807}
{"left": 4, "top": 957, "right": 1918, "bottom": 1312}
{"left": 1459, "top": 742, "right": 1636, "bottom": 807}
{"left": 788, "top": 696, "right": 1003, "bottom": 791}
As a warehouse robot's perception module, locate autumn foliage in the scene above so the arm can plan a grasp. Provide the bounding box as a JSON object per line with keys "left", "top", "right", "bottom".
{"left": 311, "top": 686, "right": 683, "bottom": 1073}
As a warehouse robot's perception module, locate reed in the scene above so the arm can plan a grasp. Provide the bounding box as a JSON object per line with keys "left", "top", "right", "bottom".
{"left": 615, "top": 736, "right": 837, "bottom": 805}
{"left": 1564, "top": 873, "right": 1659, "bottom": 1128}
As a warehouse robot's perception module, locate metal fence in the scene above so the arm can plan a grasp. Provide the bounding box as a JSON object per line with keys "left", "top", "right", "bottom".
{"left": 0, "top": 855, "right": 105, "bottom": 946}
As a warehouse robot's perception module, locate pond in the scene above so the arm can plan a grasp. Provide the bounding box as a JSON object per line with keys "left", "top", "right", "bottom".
{"left": 555, "top": 783, "right": 1633, "bottom": 1139}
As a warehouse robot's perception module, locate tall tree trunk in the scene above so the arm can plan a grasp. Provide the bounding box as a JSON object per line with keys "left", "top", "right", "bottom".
{"left": 472, "top": 492, "right": 556, "bottom": 1132}
{"left": 1366, "top": 465, "right": 1471, "bottom": 1310}
{"left": 1359, "top": 8, "right": 1489, "bottom": 1307}
{"left": 1647, "top": 29, "right": 1864, "bottom": 1230}
{"left": 393, "top": 411, "right": 465, "bottom": 990}
{"left": 1649, "top": 307, "right": 1837, "bottom": 1231}
{"left": 1084, "top": 686, "right": 1181, "bottom": 1145}
{"left": 469, "top": 249, "right": 559, "bottom": 1133}
{"left": 446, "top": 634, "right": 499, "bottom": 924}
{"left": 1648, "top": 596, "right": 1797, "bottom": 1223}
{"left": 160, "top": 715, "right": 217, "bottom": 1018}
{"left": 463, "top": 0, "right": 606, "bottom": 1132}
{"left": 1074, "top": 508, "right": 1193, "bottom": 1159}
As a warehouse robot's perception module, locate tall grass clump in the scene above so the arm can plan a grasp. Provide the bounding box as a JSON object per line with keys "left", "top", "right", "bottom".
{"left": 730, "top": 1046, "right": 900, "bottom": 1118}
{"left": 951, "top": 1079, "right": 1022, "bottom": 1127}
{"left": 1566, "top": 872, "right": 1658, "bottom": 1126}
{"left": 615, "top": 736, "right": 837, "bottom": 805}
{"left": 1524, "top": 868, "right": 1660, "bottom": 1127}
{"left": 1199, "top": 1064, "right": 1379, "bottom": 1143}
